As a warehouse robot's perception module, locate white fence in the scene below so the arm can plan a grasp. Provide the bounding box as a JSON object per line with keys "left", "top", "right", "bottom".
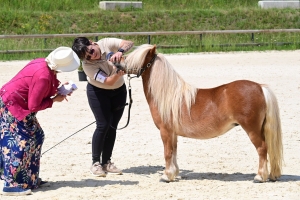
{"left": 1, "top": 29, "right": 300, "bottom": 53}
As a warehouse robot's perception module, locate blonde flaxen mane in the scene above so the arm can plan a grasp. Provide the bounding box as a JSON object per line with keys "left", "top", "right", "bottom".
{"left": 125, "top": 44, "right": 197, "bottom": 127}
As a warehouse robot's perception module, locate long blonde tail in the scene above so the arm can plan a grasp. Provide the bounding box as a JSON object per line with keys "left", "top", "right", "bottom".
{"left": 262, "top": 86, "right": 283, "bottom": 180}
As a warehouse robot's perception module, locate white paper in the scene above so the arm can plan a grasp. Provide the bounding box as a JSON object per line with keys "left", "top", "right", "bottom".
{"left": 57, "top": 80, "right": 78, "bottom": 95}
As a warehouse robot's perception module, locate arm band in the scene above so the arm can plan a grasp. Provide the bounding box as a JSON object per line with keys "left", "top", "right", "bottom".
{"left": 94, "top": 69, "right": 107, "bottom": 83}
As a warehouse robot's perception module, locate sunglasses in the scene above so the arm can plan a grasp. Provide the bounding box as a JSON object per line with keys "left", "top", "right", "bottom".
{"left": 85, "top": 48, "right": 95, "bottom": 61}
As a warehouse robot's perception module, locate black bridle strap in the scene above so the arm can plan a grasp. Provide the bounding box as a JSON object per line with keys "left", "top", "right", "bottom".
{"left": 137, "top": 54, "right": 157, "bottom": 78}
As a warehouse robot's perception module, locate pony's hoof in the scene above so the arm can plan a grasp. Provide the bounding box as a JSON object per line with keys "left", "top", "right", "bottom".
{"left": 253, "top": 175, "right": 264, "bottom": 183}
{"left": 268, "top": 176, "right": 278, "bottom": 182}
{"left": 160, "top": 174, "right": 174, "bottom": 183}
{"left": 268, "top": 174, "right": 279, "bottom": 182}
{"left": 160, "top": 175, "right": 170, "bottom": 183}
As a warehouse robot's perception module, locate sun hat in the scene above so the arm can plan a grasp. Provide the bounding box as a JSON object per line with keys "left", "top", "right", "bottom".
{"left": 45, "top": 46, "right": 80, "bottom": 72}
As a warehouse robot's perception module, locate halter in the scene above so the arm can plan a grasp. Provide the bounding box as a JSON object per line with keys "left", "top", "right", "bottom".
{"left": 136, "top": 53, "right": 157, "bottom": 78}
{"left": 110, "top": 53, "right": 157, "bottom": 130}
{"left": 116, "top": 53, "right": 157, "bottom": 78}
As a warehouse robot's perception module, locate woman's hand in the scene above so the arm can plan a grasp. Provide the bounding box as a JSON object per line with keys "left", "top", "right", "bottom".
{"left": 109, "top": 51, "right": 123, "bottom": 63}
{"left": 103, "top": 68, "right": 125, "bottom": 86}
{"left": 52, "top": 94, "right": 67, "bottom": 102}
{"left": 115, "top": 69, "right": 125, "bottom": 77}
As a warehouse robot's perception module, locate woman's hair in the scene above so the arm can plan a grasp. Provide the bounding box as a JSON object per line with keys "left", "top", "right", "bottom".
{"left": 72, "top": 37, "right": 90, "bottom": 59}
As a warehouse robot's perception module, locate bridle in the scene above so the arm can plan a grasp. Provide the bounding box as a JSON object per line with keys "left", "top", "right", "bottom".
{"left": 136, "top": 53, "right": 157, "bottom": 78}
{"left": 111, "top": 53, "right": 157, "bottom": 130}
{"left": 114, "top": 53, "right": 157, "bottom": 77}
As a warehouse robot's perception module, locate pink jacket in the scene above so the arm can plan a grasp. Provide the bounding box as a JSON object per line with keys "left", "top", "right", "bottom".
{"left": 0, "top": 58, "right": 60, "bottom": 121}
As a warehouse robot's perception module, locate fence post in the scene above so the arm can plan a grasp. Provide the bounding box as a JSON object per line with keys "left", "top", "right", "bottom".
{"left": 251, "top": 33, "right": 254, "bottom": 42}
{"left": 147, "top": 35, "right": 151, "bottom": 44}
{"left": 44, "top": 38, "right": 47, "bottom": 48}
{"left": 200, "top": 34, "right": 203, "bottom": 47}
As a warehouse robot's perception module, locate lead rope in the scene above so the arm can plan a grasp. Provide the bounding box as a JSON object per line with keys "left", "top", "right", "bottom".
{"left": 110, "top": 74, "right": 137, "bottom": 130}
{"left": 42, "top": 75, "right": 135, "bottom": 155}
{"left": 42, "top": 121, "right": 96, "bottom": 156}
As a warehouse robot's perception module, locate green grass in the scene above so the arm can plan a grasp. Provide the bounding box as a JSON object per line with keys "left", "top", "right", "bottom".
{"left": 0, "top": 0, "right": 259, "bottom": 11}
{"left": 0, "top": 0, "right": 300, "bottom": 60}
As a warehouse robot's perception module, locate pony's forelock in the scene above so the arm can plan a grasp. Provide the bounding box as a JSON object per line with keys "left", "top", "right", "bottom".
{"left": 125, "top": 44, "right": 154, "bottom": 72}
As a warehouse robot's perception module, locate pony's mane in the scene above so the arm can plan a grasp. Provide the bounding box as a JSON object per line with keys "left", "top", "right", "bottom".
{"left": 125, "top": 44, "right": 153, "bottom": 72}
{"left": 126, "top": 44, "right": 197, "bottom": 128}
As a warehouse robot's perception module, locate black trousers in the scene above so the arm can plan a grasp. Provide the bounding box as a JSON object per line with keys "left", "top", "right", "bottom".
{"left": 86, "top": 83, "right": 127, "bottom": 165}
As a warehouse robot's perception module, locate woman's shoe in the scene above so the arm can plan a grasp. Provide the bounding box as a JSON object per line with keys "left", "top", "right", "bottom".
{"left": 2, "top": 186, "right": 32, "bottom": 196}
{"left": 37, "top": 178, "right": 50, "bottom": 187}
{"left": 102, "top": 160, "right": 123, "bottom": 175}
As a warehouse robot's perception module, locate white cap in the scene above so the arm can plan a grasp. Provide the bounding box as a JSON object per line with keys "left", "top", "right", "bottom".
{"left": 45, "top": 46, "right": 80, "bottom": 72}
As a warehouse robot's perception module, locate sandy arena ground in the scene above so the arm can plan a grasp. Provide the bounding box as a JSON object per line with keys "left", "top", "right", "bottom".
{"left": 0, "top": 50, "right": 300, "bottom": 199}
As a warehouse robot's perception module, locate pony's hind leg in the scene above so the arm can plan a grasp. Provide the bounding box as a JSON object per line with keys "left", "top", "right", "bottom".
{"left": 253, "top": 140, "right": 269, "bottom": 182}
{"left": 242, "top": 97, "right": 282, "bottom": 183}
{"left": 160, "top": 128, "right": 179, "bottom": 182}
{"left": 239, "top": 110, "right": 269, "bottom": 182}
{"left": 246, "top": 128, "right": 269, "bottom": 182}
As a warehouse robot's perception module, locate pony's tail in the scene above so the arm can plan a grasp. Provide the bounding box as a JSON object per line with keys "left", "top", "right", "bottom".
{"left": 262, "top": 85, "right": 283, "bottom": 180}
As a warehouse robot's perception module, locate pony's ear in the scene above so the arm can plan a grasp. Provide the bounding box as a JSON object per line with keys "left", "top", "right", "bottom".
{"left": 150, "top": 44, "right": 157, "bottom": 55}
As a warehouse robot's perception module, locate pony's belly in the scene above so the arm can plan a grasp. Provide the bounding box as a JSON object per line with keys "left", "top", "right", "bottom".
{"left": 178, "top": 131, "right": 227, "bottom": 139}
{"left": 177, "top": 122, "right": 236, "bottom": 139}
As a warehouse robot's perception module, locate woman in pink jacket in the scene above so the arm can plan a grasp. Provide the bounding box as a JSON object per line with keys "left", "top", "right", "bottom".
{"left": 0, "top": 47, "right": 80, "bottom": 196}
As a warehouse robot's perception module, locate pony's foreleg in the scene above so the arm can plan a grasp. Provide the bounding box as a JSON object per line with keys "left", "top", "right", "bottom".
{"left": 172, "top": 134, "right": 179, "bottom": 177}
{"left": 160, "top": 128, "right": 179, "bottom": 182}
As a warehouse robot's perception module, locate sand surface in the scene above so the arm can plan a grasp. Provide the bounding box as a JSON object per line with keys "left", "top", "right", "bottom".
{"left": 0, "top": 50, "right": 300, "bottom": 199}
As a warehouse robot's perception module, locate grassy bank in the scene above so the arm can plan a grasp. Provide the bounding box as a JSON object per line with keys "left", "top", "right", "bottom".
{"left": 0, "top": 0, "right": 300, "bottom": 60}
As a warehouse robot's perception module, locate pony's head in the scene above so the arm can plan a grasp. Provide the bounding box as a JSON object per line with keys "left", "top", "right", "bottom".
{"left": 118, "top": 44, "right": 197, "bottom": 130}
{"left": 117, "top": 44, "right": 157, "bottom": 76}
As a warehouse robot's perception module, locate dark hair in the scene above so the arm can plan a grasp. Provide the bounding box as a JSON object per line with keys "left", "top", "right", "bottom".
{"left": 72, "top": 37, "right": 90, "bottom": 59}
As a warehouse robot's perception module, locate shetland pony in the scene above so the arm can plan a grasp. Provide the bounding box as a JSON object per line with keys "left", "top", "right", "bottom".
{"left": 118, "top": 44, "right": 283, "bottom": 182}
